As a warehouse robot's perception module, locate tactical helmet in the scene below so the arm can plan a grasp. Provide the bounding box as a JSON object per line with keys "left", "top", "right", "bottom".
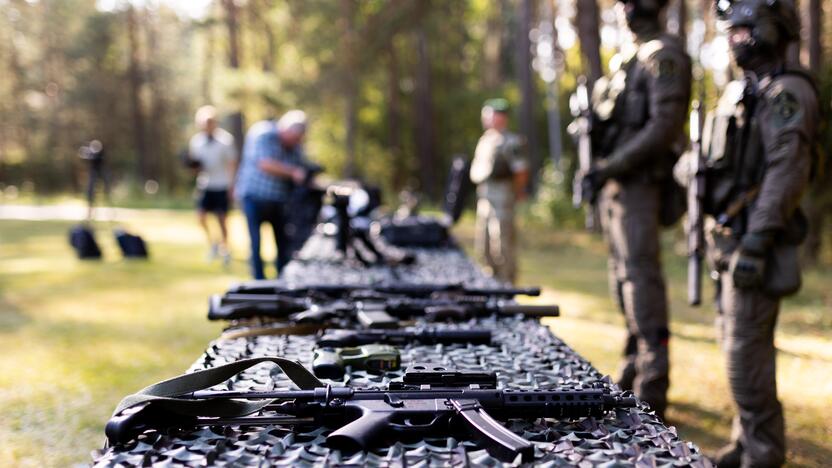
{"left": 617, "top": 0, "right": 669, "bottom": 35}
{"left": 617, "top": 0, "right": 670, "bottom": 13}
{"left": 716, "top": 0, "right": 799, "bottom": 53}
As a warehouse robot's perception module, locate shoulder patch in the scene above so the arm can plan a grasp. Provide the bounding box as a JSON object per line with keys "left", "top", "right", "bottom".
{"left": 770, "top": 90, "right": 802, "bottom": 128}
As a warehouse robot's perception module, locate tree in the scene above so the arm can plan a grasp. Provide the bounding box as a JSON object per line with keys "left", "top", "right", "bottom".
{"left": 574, "top": 0, "right": 603, "bottom": 90}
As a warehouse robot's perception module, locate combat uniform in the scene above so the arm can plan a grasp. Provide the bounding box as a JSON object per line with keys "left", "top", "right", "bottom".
{"left": 590, "top": 33, "right": 692, "bottom": 417}
{"left": 692, "top": 70, "right": 818, "bottom": 467}
{"left": 470, "top": 129, "right": 527, "bottom": 284}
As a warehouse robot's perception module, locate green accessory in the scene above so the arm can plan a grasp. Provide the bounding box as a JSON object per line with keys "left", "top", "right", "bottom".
{"left": 483, "top": 98, "right": 510, "bottom": 113}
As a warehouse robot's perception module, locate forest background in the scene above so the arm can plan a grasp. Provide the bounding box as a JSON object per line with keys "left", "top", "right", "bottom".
{"left": 1, "top": 0, "right": 830, "bottom": 257}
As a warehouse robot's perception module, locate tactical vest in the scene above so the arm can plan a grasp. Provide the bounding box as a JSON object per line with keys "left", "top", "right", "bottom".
{"left": 702, "top": 68, "right": 819, "bottom": 231}
{"left": 591, "top": 38, "right": 686, "bottom": 181}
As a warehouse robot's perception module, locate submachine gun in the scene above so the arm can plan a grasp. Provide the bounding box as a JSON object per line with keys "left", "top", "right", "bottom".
{"left": 569, "top": 76, "right": 597, "bottom": 230}
{"left": 686, "top": 101, "right": 706, "bottom": 306}
{"left": 106, "top": 359, "right": 636, "bottom": 463}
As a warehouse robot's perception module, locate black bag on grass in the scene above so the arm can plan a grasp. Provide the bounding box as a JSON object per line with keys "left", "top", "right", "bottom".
{"left": 114, "top": 229, "right": 148, "bottom": 259}
{"left": 69, "top": 224, "right": 102, "bottom": 259}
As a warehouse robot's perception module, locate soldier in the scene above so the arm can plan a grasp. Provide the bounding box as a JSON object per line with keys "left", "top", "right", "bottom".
{"left": 686, "top": 1, "right": 818, "bottom": 466}
{"left": 581, "top": 0, "right": 692, "bottom": 419}
{"left": 469, "top": 99, "right": 529, "bottom": 284}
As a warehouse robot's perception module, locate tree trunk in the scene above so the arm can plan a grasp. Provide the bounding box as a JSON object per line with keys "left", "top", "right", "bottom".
{"left": 574, "top": 0, "right": 603, "bottom": 91}
{"left": 483, "top": 0, "right": 506, "bottom": 90}
{"left": 801, "top": 0, "right": 825, "bottom": 265}
{"left": 127, "top": 5, "right": 149, "bottom": 183}
{"left": 222, "top": 0, "right": 245, "bottom": 156}
{"left": 515, "top": 0, "right": 538, "bottom": 190}
{"left": 341, "top": 0, "right": 359, "bottom": 178}
{"left": 387, "top": 39, "right": 406, "bottom": 189}
{"left": 414, "top": 27, "right": 437, "bottom": 198}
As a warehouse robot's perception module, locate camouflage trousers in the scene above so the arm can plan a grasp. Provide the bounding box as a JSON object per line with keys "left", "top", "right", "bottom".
{"left": 599, "top": 181, "right": 670, "bottom": 418}
{"left": 715, "top": 271, "right": 785, "bottom": 468}
{"left": 475, "top": 197, "right": 517, "bottom": 284}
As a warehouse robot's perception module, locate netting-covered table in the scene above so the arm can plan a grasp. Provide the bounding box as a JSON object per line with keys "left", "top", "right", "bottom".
{"left": 92, "top": 235, "right": 710, "bottom": 467}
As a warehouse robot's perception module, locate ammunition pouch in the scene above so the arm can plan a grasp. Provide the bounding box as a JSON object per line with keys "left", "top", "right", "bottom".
{"left": 708, "top": 209, "right": 807, "bottom": 297}
{"left": 659, "top": 176, "right": 686, "bottom": 227}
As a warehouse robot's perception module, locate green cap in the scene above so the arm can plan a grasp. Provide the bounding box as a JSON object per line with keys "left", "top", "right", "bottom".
{"left": 483, "top": 98, "right": 510, "bottom": 113}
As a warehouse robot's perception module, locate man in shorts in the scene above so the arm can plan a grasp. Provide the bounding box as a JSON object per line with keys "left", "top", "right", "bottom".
{"left": 189, "top": 105, "right": 238, "bottom": 264}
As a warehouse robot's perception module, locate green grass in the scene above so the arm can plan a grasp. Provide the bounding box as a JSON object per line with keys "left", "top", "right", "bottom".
{"left": 455, "top": 214, "right": 832, "bottom": 467}
{"left": 1, "top": 206, "right": 830, "bottom": 466}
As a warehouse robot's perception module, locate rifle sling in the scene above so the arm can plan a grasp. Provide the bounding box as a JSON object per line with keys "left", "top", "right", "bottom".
{"left": 112, "top": 357, "right": 323, "bottom": 418}
{"left": 718, "top": 185, "right": 760, "bottom": 228}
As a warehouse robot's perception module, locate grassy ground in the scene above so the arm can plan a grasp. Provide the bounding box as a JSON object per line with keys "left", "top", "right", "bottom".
{"left": 1, "top": 206, "right": 830, "bottom": 466}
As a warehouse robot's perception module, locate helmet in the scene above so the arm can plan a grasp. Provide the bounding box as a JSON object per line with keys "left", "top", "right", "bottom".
{"left": 716, "top": 0, "right": 799, "bottom": 55}
{"left": 617, "top": 0, "right": 669, "bottom": 35}
{"left": 618, "top": 0, "right": 670, "bottom": 13}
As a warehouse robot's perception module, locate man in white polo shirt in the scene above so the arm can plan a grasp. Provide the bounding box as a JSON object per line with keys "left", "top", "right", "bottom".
{"left": 189, "top": 105, "right": 237, "bottom": 264}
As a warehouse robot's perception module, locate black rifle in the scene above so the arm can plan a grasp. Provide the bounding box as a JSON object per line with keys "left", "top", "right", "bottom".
{"left": 569, "top": 76, "right": 596, "bottom": 229}
{"left": 106, "top": 362, "right": 635, "bottom": 462}
{"left": 317, "top": 327, "right": 492, "bottom": 347}
{"left": 226, "top": 281, "right": 541, "bottom": 298}
{"left": 209, "top": 292, "right": 558, "bottom": 324}
{"left": 687, "top": 101, "right": 706, "bottom": 306}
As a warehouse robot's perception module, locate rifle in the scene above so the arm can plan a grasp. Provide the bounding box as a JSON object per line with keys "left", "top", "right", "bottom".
{"left": 316, "top": 327, "right": 492, "bottom": 347}
{"left": 226, "top": 280, "right": 542, "bottom": 298}
{"left": 209, "top": 292, "right": 559, "bottom": 325}
{"left": 106, "top": 360, "right": 636, "bottom": 462}
{"left": 687, "top": 101, "right": 705, "bottom": 306}
{"left": 312, "top": 344, "right": 401, "bottom": 379}
{"left": 569, "top": 76, "right": 596, "bottom": 229}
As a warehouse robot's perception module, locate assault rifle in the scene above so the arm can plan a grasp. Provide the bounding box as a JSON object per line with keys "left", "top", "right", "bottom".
{"left": 316, "top": 327, "right": 492, "bottom": 347}
{"left": 106, "top": 359, "right": 636, "bottom": 462}
{"left": 209, "top": 292, "right": 559, "bottom": 325}
{"left": 687, "top": 101, "right": 705, "bottom": 306}
{"left": 569, "top": 76, "right": 596, "bottom": 230}
{"left": 225, "top": 280, "right": 542, "bottom": 298}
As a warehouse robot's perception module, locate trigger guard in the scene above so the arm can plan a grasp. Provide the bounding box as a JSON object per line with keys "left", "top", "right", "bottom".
{"left": 388, "top": 414, "right": 445, "bottom": 432}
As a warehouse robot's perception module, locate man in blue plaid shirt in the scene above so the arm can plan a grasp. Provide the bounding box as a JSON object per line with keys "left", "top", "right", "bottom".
{"left": 235, "top": 110, "right": 309, "bottom": 279}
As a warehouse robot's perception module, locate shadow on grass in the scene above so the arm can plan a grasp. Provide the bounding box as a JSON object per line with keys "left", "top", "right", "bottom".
{"left": 0, "top": 297, "right": 31, "bottom": 332}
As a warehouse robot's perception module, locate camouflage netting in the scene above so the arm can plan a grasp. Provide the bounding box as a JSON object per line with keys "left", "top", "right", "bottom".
{"left": 92, "top": 234, "right": 711, "bottom": 467}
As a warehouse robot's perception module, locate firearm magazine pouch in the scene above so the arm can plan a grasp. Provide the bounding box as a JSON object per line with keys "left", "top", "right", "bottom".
{"left": 378, "top": 216, "right": 449, "bottom": 248}
{"left": 69, "top": 224, "right": 102, "bottom": 259}
{"left": 659, "top": 176, "right": 686, "bottom": 227}
{"left": 762, "top": 210, "right": 808, "bottom": 297}
{"left": 762, "top": 244, "right": 801, "bottom": 297}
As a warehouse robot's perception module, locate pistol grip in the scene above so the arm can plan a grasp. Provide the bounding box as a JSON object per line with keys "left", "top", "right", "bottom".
{"left": 326, "top": 408, "right": 393, "bottom": 452}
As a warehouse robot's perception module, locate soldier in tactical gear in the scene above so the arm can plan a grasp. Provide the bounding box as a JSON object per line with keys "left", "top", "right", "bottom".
{"left": 676, "top": 1, "right": 818, "bottom": 466}
{"left": 469, "top": 99, "right": 529, "bottom": 284}
{"left": 582, "top": 0, "right": 692, "bottom": 420}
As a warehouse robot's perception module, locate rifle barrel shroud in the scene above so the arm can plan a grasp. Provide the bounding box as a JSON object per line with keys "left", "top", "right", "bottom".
{"left": 106, "top": 385, "right": 635, "bottom": 462}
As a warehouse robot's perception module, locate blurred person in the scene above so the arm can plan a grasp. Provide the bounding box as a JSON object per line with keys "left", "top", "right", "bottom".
{"left": 675, "top": 1, "right": 818, "bottom": 466}
{"left": 580, "top": 0, "right": 692, "bottom": 420}
{"left": 189, "top": 105, "right": 238, "bottom": 265}
{"left": 235, "top": 110, "right": 310, "bottom": 279}
{"left": 79, "top": 139, "right": 111, "bottom": 219}
{"left": 469, "top": 98, "right": 528, "bottom": 284}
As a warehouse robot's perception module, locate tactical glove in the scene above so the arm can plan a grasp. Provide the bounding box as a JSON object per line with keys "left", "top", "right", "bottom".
{"left": 581, "top": 164, "right": 610, "bottom": 205}
{"left": 730, "top": 231, "right": 773, "bottom": 289}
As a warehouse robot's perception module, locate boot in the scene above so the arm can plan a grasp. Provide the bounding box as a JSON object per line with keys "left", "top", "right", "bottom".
{"left": 711, "top": 442, "right": 743, "bottom": 468}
